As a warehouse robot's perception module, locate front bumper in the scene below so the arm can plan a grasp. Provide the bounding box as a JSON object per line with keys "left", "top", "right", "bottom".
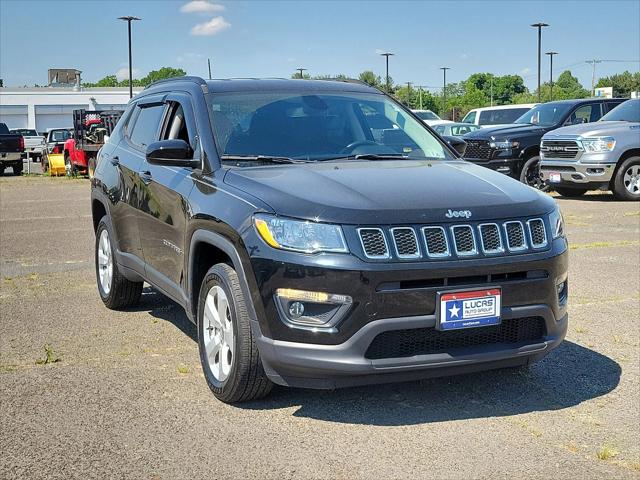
{"left": 249, "top": 237, "right": 569, "bottom": 389}
{"left": 540, "top": 158, "right": 616, "bottom": 186}
{"left": 463, "top": 156, "right": 521, "bottom": 178}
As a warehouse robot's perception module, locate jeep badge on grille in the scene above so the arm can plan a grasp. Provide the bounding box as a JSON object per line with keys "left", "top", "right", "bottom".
{"left": 445, "top": 209, "right": 472, "bottom": 219}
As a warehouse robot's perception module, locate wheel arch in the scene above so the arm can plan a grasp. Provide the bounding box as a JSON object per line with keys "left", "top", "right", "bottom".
{"left": 91, "top": 198, "right": 107, "bottom": 232}
{"left": 188, "top": 230, "right": 261, "bottom": 330}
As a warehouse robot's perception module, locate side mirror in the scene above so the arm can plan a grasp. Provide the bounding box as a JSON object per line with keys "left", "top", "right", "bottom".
{"left": 146, "top": 139, "right": 198, "bottom": 168}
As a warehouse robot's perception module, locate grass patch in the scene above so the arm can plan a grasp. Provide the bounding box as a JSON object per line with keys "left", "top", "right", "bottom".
{"left": 177, "top": 365, "right": 190, "bottom": 374}
{"left": 596, "top": 444, "right": 618, "bottom": 460}
{"left": 570, "top": 240, "right": 640, "bottom": 250}
{"left": 35, "top": 345, "right": 61, "bottom": 365}
{"left": 623, "top": 211, "right": 640, "bottom": 217}
{"left": 575, "top": 327, "right": 589, "bottom": 334}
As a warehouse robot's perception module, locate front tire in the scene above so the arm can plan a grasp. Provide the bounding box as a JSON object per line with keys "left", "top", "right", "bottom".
{"left": 613, "top": 156, "right": 640, "bottom": 201}
{"left": 520, "top": 156, "right": 548, "bottom": 191}
{"left": 554, "top": 187, "right": 588, "bottom": 198}
{"left": 95, "top": 217, "right": 143, "bottom": 309}
{"left": 198, "top": 263, "right": 272, "bottom": 403}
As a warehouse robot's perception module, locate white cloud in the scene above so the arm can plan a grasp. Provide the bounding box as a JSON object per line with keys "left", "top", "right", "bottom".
{"left": 116, "top": 67, "right": 141, "bottom": 81}
{"left": 460, "top": 53, "right": 469, "bottom": 60}
{"left": 191, "top": 16, "right": 230, "bottom": 36}
{"left": 181, "top": 1, "right": 225, "bottom": 13}
{"left": 177, "top": 52, "right": 205, "bottom": 63}
{"left": 520, "top": 67, "right": 532, "bottom": 75}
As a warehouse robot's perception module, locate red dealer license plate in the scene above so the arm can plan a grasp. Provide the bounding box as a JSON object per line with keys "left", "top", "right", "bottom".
{"left": 437, "top": 288, "right": 502, "bottom": 331}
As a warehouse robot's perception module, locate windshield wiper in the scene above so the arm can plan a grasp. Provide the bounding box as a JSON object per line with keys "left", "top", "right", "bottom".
{"left": 221, "top": 155, "right": 310, "bottom": 164}
{"left": 321, "top": 153, "right": 407, "bottom": 162}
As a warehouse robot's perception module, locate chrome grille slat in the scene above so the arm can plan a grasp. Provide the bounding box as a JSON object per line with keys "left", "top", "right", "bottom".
{"left": 540, "top": 140, "right": 581, "bottom": 159}
{"left": 527, "top": 218, "right": 547, "bottom": 248}
{"left": 451, "top": 225, "right": 477, "bottom": 256}
{"left": 357, "top": 228, "right": 389, "bottom": 259}
{"left": 422, "top": 226, "right": 450, "bottom": 258}
{"left": 391, "top": 227, "right": 420, "bottom": 259}
{"left": 504, "top": 221, "right": 527, "bottom": 251}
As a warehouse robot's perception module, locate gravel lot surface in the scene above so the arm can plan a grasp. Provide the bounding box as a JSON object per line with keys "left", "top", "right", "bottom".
{"left": 1, "top": 172, "right": 639, "bottom": 479}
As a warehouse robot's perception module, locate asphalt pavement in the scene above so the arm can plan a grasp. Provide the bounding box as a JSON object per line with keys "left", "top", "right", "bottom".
{"left": 1, "top": 172, "right": 639, "bottom": 479}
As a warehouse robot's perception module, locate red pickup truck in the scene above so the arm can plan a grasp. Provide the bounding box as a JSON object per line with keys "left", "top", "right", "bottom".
{"left": 64, "top": 109, "right": 123, "bottom": 176}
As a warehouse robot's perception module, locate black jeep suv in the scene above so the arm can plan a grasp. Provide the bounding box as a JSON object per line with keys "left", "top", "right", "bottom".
{"left": 462, "top": 98, "right": 625, "bottom": 189}
{"left": 91, "top": 77, "right": 569, "bottom": 403}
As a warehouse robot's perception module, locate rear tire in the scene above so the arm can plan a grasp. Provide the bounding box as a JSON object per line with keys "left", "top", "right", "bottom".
{"left": 520, "top": 156, "right": 548, "bottom": 191}
{"left": 95, "top": 217, "right": 143, "bottom": 309}
{"left": 554, "top": 187, "right": 588, "bottom": 198}
{"left": 12, "top": 163, "right": 23, "bottom": 176}
{"left": 198, "top": 263, "right": 273, "bottom": 403}
{"left": 612, "top": 156, "right": 640, "bottom": 201}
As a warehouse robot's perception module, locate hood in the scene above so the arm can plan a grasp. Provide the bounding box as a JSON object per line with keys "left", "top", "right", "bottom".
{"left": 542, "top": 121, "right": 639, "bottom": 139}
{"left": 224, "top": 160, "right": 555, "bottom": 225}
{"left": 464, "top": 123, "right": 548, "bottom": 140}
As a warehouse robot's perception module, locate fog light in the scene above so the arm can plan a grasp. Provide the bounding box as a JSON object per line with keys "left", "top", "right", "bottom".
{"left": 274, "top": 288, "right": 353, "bottom": 331}
{"left": 288, "top": 301, "right": 305, "bottom": 319}
{"left": 556, "top": 278, "right": 568, "bottom": 306}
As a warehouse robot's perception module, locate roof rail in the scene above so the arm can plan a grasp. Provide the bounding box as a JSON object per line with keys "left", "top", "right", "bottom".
{"left": 144, "top": 75, "right": 207, "bottom": 90}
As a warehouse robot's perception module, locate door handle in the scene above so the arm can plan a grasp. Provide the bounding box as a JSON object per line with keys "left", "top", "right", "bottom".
{"left": 140, "top": 170, "right": 153, "bottom": 185}
{"left": 110, "top": 155, "right": 119, "bottom": 166}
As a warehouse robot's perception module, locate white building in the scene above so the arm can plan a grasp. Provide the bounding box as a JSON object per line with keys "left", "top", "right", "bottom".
{"left": 0, "top": 87, "right": 142, "bottom": 132}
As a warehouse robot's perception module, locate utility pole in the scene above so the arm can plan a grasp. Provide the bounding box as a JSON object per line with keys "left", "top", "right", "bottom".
{"left": 490, "top": 76, "right": 494, "bottom": 106}
{"left": 207, "top": 58, "right": 212, "bottom": 80}
{"left": 586, "top": 59, "right": 602, "bottom": 96}
{"left": 118, "top": 16, "right": 141, "bottom": 99}
{"left": 417, "top": 86, "right": 424, "bottom": 109}
{"left": 380, "top": 52, "right": 394, "bottom": 93}
{"left": 531, "top": 22, "right": 549, "bottom": 103}
{"left": 297, "top": 68, "right": 307, "bottom": 79}
{"left": 545, "top": 51, "right": 558, "bottom": 101}
{"left": 440, "top": 67, "right": 450, "bottom": 118}
{"left": 405, "top": 82, "right": 412, "bottom": 106}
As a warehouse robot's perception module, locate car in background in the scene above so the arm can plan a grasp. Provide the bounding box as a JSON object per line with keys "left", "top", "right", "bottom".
{"left": 10, "top": 128, "right": 45, "bottom": 162}
{"left": 0, "top": 122, "right": 24, "bottom": 176}
{"left": 412, "top": 109, "right": 452, "bottom": 126}
{"left": 461, "top": 104, "right": 538, "bottom": 128}
{"left": 462, "top": 98, "right": 626, "bottom": 189}
{"left": 45, "top": 128, "right": 72, "bottom": 154}
{"left": 433, "top": 122, "right": 480, "bottom": 136}
{"left": 540, "top": 98, "right": 640, "bottom": 201}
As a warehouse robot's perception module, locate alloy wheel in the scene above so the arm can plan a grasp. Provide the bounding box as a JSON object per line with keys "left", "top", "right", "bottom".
{"left": 97, "top": 229, "right": 113, "bottom": 295}
{"left": 203, "top": 285, "right": 235, "bottom": 382}
{"left": 623, "top": 165, "right": 640, "bottom": 195}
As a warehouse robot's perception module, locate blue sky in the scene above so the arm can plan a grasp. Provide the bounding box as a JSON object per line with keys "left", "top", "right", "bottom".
{"left": 1, "top": 0, "right": 638, "bottom": 91}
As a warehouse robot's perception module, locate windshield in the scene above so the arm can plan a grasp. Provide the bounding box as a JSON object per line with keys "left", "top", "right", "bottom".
{"left": 12, "top": 129, "right": 38, "bottom": 136}
{"left": 600, "top": 99, "right": 640, "bottom": 123}
{"left": 210, "top": 91, "right": 454, "bottom": 162}
{"left": 461, "top": 111, "right": 476, "bottom": 124}
{"left": 50, "top": 130, "right": 71, "bottom": 142}
{"left": 414, "top": 110, "right": 440, "bottom": 121}
{"left": 515, "top": 102, "right": 573, "bottom": 127}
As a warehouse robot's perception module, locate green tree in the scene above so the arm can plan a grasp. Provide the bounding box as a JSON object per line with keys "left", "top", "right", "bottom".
{"left": 358, "top": 70, "right": 383, "bottom": 89}
{"left": 138, "top": 67, "right": 186, "bottom": 86}
{"left": 596, "top": 71, "right": 640, "bottom": 97}
{"left": 554, "top": 70, "right": 589, "bottom": 98}
{"left": 291, "top": 71, "right": 311, "bottom": 79}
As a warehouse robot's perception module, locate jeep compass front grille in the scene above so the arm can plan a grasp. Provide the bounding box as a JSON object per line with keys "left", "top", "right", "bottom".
{"left": 356, "top": 217, "right": 548, "bottom": 261}
{"left": 364, "top": 316, "right": 546, "bottom": 359}
{"left": 358, "top": 228, "right": 389, "bottom": 259}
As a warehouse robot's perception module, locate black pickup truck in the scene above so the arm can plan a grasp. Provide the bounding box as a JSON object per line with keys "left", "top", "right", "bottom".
{"left": 462, "top": 98, "right": 626, "bottom": 189}
{"left": 0, "top": 122, "right": 25, "bottom": 175}
{"left": 92, "top": 76, "right": 569, "bottom": 403}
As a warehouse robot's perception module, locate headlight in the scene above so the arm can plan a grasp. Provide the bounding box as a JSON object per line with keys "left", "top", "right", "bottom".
{"left": 548, "top": 206, "right": 565, "bottom": 239}
{"left": 254, "top": 214, "right": 348, "bottom": 254}
{"left": 580, "top": 136, "right": 616, "bottom": 153}
{"left": 489, "top": 140, "right": 519, "bottom": 150}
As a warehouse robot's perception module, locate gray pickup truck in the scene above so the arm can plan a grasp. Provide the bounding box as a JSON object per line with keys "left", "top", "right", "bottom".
{"left": 540, "top": 99, "right": 640, "bottom": 200}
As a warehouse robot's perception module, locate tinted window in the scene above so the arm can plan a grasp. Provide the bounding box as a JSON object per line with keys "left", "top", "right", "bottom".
{"left": 415, "top": 110, "right": 439, "bottom": 121}
{"left": 50, "top": 130, "right": 71, "bottom": 142}
{"left": 162, "top": 102, "right": 192, "bottom": 145}
{"left": 12, "top": 129, "right": 38, "bottom": 136}
{"left": 129, "top": 104, "right": 165, "bottom": 147}
{"left": 450, "top": 125, "right": 479, "bottom": 136}
{"left": 600, "top": 99, "right": 640, "bottom": 122}
{"left": 515, "top": 103, "right": 574, "bottom": 126}
{"left": 567, "top": 104, "right": 601, "bottom": 125}
{"left": 479, "top": 108, "right": 531, "bottom": 125}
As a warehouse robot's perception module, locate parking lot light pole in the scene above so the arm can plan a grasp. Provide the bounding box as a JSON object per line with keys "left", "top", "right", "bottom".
{"left": 546, "top": 51, "right": 558, "bottom": 101}
{"left": 380, "top": 52, "right": 394, "bottom": 93}
{"left": 440, "top": 67, "right": 450, "bottom": 118}
{"left": 531, "top": 22, "right": 549, "bottom": 103}
{"left": 118, "top": 16, "right": 141, "bottom": 99}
